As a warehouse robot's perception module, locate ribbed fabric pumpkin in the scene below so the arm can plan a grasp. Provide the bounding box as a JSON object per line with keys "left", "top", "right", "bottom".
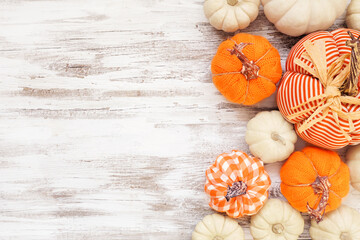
{"left": 280, "top": 147, "right": 350, "bottom": 223}
{"left": 205, "top": 150, "right": 271, "bottom": 218}
{"left": 278, "top": 28, "right": 360, "bottom": 149}
{"left": 212, "top": 33, "right": 282, "bottom": 105}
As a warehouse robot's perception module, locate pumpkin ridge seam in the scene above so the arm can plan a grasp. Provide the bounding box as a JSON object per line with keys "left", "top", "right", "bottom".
{"left": 273, "top": 0, "right": 302, "bottom": 26}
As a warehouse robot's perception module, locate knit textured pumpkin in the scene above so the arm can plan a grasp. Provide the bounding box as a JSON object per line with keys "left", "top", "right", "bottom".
{"left": 205, "top": 150, "right": 271, "bottom": 218}
{"left": 212, "top": 33, "right": 282, "bottom": 105}
{"left": 280, "top": 147, "right": 350, "bottom": 223}
{"left": 278, "top": 29, "right": 360, "bottom": 149}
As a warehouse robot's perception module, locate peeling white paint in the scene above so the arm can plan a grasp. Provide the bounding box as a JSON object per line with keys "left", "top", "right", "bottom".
{"left": 0, "top": 0, "right": 357, "bottom": 239}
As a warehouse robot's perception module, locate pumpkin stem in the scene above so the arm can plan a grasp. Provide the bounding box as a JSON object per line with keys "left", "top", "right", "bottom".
{"left": 213, "top": 236, "right": 224, "bottom": 240}
{"left": 307, "top": 176, "right": 331, "bottom": 223}
{"left": 340, "top": 232, "right": 352, "bottom": 240}
{"left": 272, "top": 223, "right": 284, "bottom": 234}
{"left": 228, "top": 42, "right": 260, "bottom": 81}
{"left": 340, "top": 31, "right": 360, "bottom": 96}
{"left": 227, "top": 0, "right": 238, "bottom": 6}
{"left": 225, "top": 181, "right": 247, "bottom": 201}
{"left": 271, "top": 132, "right": 286, "bottom": 146}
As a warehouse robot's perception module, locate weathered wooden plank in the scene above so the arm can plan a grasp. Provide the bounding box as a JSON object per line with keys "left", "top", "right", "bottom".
{"left": 0, "top": 0, "right": 358, "bottom": 239}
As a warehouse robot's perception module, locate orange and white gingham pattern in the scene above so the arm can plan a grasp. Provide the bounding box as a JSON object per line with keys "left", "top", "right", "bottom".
{"left": 204, "top": 150, "right": 271, "bottom": 218}
{"left": 277, "top": 28, "right": 360, "bottom": 149}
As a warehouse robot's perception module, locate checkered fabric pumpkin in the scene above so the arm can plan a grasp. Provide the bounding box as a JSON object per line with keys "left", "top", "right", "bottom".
{"left": 205, "top": 150, "right": 271, "bottom": 218}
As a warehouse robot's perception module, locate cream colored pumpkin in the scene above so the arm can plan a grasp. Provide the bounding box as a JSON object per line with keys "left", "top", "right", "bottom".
{"left": 261, "top": 0, "right": 348, "bottom": 36}
{"left": 245, "top": 111, "right": 297, "bottom": 163}
{"left": 192, "top": 214, "right": 244, "bottom": 240}
{"left": 346, "top": 145, "right": 360, "bottom": 191}
{"left": 250, "top": 199, "right": 304, "bottom": 240}
{"left": 347, "top": 0, "right": 360, "bottom": 31}
{"left": 203, "top": 0, "right": 260, "bottom": 32}
{"left": 310, "top": 205, "right": 360, "bottom": 240}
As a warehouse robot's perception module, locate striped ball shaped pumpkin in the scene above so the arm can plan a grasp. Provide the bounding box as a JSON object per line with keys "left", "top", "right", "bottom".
{"left": 205, "top": 150, "right": 271, "bottom": 218}
{"left": 278, "top": 28, "right": 360, "bottom": 149}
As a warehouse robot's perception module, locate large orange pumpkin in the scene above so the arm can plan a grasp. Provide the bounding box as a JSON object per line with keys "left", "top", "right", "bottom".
{"left": 278, "top": 28, "right": 360, "bottom": 149}
{"left": 212, "top": 33, "right": 282, "bottom": 105}
{"left": 280, "top": 147, "right": 350, "bottom": 223}
{"left": 205, "top": 150, "right": 271, "bottom": 218}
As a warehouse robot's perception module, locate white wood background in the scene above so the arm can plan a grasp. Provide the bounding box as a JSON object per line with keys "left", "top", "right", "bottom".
{"left": 0, "top": 0, "right": 359, "bottom": 239}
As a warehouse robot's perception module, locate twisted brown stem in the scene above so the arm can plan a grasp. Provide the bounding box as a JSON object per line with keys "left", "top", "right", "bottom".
{"left": 340, "top": 31, "right": 360, "bottom": 96}
{"left": 307, "top": 176, "right": 331, "bottom": 223}
{"left": 228, "top": 43, "right": 260, "bottom": 80}
{"left": 225, "top": 181, "right": 247, "bottom": 201}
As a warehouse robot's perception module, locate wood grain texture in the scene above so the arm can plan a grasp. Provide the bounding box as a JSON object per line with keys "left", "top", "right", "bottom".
{"left": 0, "top": 0, "right": 359, "bottom": 239}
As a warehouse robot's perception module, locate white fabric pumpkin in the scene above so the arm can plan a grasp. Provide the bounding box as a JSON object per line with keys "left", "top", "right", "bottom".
{"left": 347, "top": 0, "right": 360, "bottom": 31}
{"left": 346, "top": 145, "right": 360, "bottom": 191}
{"left": 310, "top": 205, "right": 360, "bottom": 240}
{"left": 192, "top": 214, "right": 244, "bottom": 240}
{"left": 245, "top": 111, "right": 297, "bottom": 163}
{"left": 203, "top": 0, "right": 260, "bottom": 32}
{"left": 250, "top": 199, "right": 304, "bottom": 240}
{"left": 261, "top": 0, "right": 348, "bottom": 36}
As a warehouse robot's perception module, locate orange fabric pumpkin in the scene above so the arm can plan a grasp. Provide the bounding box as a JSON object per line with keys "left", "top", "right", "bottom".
{"left": 280, "top": 147, "right": 350, "bottom": 223}
{"left": 205, "top": 150, "right": 271, "bottom": 218}
{"left": 211, "top": 33, "right": 282, "bottom": 105}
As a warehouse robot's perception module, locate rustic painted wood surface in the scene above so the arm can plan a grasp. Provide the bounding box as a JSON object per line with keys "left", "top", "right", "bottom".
{"left": 0, "top": 1, "right": 359, "bottom": 239}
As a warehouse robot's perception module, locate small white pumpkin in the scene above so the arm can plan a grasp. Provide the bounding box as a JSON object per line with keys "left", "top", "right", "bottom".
{"left": 203, "top": 0, "right": 260, "bottom": 32}
{"left": 192, "top": 214, "right": 244, "bottom": 240}
{"left": 310, "top": 205, "right": 360, "bottom": 240}
{"left": 245, "top": 111, "right": 297, "bottom": 163}
{"left": 347, "top": 0, "right": 360, "bottom": 31}
{"left": 261, "top": 0, "right": 348, "bottom": 36}
{"left": 346, "top": 145, "right": 360, "bottom": 191}
{"left": 250, "top": 199, "right": 305, "bottom": 240}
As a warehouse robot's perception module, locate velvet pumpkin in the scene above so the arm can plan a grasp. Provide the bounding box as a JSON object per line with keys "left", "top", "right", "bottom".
{"left": 280, "top": 147, "right": 350, "bottom": 223}
{"left": 277, "top": 28, "right": 360, "bottom": 149}
{"left": 204, "top": 0, "right": 260, "bottom": 32}
{"left": 205, "top": 150, "right": 271, "bottom": 218}
{"left": 212, "top": 33, "right": 282, "bottom": 105}
{"left": 310, "top": 205, "right": 360, "bottom": 240}
{"left": 262, "top": 0, "right": 347, "bottom": 37}
{"left": 192, "top": 214, "right": 244, "bottom": 240}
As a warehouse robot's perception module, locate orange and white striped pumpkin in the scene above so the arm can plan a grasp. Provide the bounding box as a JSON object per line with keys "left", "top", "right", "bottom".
{"left": 205, "top": 150, "right": 271, "bottom": 218}
{"left": 278, "top": 28, "right": 360, "bottom": 149}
